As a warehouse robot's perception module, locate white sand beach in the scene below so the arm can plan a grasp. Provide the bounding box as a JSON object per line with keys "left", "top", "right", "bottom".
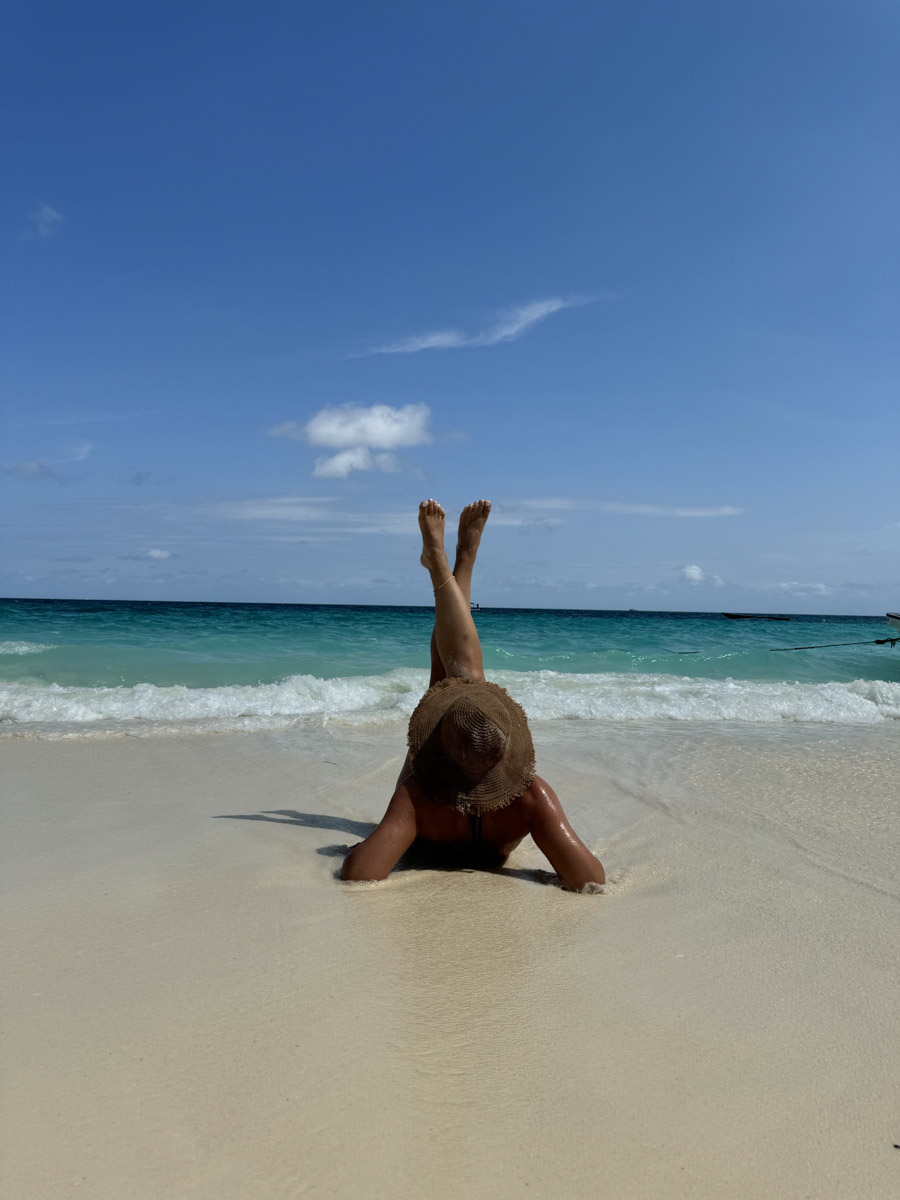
{"left": 2, "top": 720, "right": 898, "bottom": 1199}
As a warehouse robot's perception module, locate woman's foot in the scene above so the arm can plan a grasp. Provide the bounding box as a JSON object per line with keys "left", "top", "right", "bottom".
{"left": 455, "top": 499, "right": 491, "bottom": 567}
{"left": 418, "top": 499, "right": 449, "bottom": 576}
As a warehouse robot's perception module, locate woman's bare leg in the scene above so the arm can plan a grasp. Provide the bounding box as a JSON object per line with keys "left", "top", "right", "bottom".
{"left": 396, "top": 499, "right": 490, "bottom": 787}
{"left": 427, "top": 500, "right": 491, "bottom": 684}
{"left": 419, "top": 500, "right": 486, "bottom": 682}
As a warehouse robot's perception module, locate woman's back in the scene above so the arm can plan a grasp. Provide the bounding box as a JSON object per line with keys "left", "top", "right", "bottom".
{"left": 407, "top": 772, "right": 531, "bottom": 859}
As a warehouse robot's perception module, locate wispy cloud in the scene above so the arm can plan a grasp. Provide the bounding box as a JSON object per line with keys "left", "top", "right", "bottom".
{"left": 1, "top": 442, "right": 92, "bottom": 483}
{"left": 117, "top": 548, "right": 176, "bottom": 562}
{"left": 362, "top": 296, "right": 592, "bottom": 356}
{"left": 758, "top": 400, "right": 883, "bottom": 434}
{"left": 196, "top": 495, "right": 415, "bottom": 535}
{"left": 492, "top": 498, "right": 573, "bottom": 529}
{"left": 600, "top": 503, "right": 744, "bottom": 518}
{"left": 124, "top": 470, "right": 175, "bottom": 487}
{"left": 774, "top": 580, "right": 832, "bottom": 596}
{"left": 1, "top": 459, "right": 66, "bottom": 482}
{"left": 516, "top": 498, "right": 578, "bottom": 511}
{"left": 267, "top": 403, "right": 433, "bottom": 478}
{"left": 494, "top": 497, "right": 743, "bottom": 524}
{"left": 27, "top": 204, "right": 64, "bottom": 237}
{"left": 199, "top": 497, "right": 333, "bottom": 523}
{"left": 13, "top": 410, "right": 161, "bottom": 428}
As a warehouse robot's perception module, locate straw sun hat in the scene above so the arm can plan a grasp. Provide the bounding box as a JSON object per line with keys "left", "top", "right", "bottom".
{"left": 407, "top": 677, "right": 535, "bottom": 812}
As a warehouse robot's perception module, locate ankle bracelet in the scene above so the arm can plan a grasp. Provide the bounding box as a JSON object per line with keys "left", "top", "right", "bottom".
{"left": 433, "top": 576, "right": 454, "bottom": 592}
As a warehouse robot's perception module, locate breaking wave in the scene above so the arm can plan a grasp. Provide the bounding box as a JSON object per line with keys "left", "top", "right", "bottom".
{"left": 1, "top": 668, "right": 898, "bottom": 738}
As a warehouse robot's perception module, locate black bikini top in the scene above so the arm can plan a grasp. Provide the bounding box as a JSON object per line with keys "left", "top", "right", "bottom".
{"left": 468, "top": 812, "right": 483, "bottom": 846}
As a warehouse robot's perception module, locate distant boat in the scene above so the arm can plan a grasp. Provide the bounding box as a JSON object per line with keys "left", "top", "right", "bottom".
{"left": 887, "top": 612, "right": 900, "bottom": 633}
{"left": 470, "top": 602, "right": 480, "bottom": 610}
{"left": 723, "top": 613, "right": 791, "bottom": 621}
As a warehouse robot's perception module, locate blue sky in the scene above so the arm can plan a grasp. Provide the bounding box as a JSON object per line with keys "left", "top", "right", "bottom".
{"left": 2, "top": 0, "right": 897, "bottom": 612}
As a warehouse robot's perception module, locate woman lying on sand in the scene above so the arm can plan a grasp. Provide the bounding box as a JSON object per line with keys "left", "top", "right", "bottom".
{"left": 341, "top": 499, "right": 605, "bottom": 893}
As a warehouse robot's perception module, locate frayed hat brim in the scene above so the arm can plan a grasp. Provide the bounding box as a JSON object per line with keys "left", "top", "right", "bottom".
{"left": 407, "top": 678, "right": 535, "bottom": 812}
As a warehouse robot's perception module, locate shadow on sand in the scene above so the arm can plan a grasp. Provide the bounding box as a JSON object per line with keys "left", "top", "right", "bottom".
{"left": 215, "top": 809, "right": 377, "bottom": 839}
{"left": 214, "top": 809, "right": 561, "bottom": 888}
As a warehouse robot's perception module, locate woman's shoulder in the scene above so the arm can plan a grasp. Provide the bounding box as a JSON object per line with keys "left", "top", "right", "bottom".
{"left": 513, "top": 774, "right": 557, "bottom": 813}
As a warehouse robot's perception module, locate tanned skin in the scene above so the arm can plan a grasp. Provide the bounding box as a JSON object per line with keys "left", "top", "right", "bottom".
{"left": 341, "top": 500, "right": 605, "bottom": 893}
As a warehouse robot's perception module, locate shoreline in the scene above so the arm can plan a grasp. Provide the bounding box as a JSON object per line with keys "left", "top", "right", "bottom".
{"left": 2, "top": 721, "right": 898, "bottom": 1198}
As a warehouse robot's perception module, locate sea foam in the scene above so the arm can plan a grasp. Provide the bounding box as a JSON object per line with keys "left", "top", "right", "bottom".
{"left": 1, "top": 668, "right": 898, "bottom": 738}
{"left": 0, "top": 641, "right": 55, "bottom": 655}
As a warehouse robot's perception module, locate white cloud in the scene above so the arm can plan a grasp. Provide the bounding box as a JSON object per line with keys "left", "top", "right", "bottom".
{"left": 601, "top": 503, "right": 744, "bottom": 518}
{"left": 28, "top": 204, "right": 63, "bottom": 237}
{"left": 364, "top": 296, "right": 589, "bottom": 355}
{"left": 313, "top": 448, "right": 400, "bottom": 478}
{"left": 304, "top": 403, "right": 431, "bottom": 449}
{"left": 148, "top": 548, "right": 171, "bottom": 560}
{"left": 268, "top": 403, "right": 432, "bottom": 478}
{"left": 680, "top": 565, "right": 725, "bottom": 586}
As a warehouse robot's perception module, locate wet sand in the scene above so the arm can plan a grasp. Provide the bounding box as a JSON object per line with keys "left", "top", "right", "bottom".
{"left": 2, "top": 720, "right": 898, "bottom": 1198}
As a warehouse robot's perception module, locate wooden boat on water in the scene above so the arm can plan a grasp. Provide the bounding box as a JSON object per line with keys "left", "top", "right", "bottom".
{"left": 723, "top": 613, "right": 790, "bottom": 621}
{"left": 887, "top": 613, "right": 900, "bottom": 632}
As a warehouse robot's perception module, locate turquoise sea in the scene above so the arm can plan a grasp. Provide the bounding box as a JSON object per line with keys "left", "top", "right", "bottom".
{"left": 1, "top": 598, "right": 898, "bottom": 736}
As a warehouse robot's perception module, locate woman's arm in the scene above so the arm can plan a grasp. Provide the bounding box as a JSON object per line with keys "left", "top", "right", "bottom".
{"left": 524, "top": 776, "right": 605, "bottom": 893}
{"left": 341, "top": 783, "right": 418, "bottom": 882}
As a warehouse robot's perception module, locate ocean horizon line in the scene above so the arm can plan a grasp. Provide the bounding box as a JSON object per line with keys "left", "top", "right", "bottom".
{"left": 0, "top": 596, "right": 889, "bottom": 620}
